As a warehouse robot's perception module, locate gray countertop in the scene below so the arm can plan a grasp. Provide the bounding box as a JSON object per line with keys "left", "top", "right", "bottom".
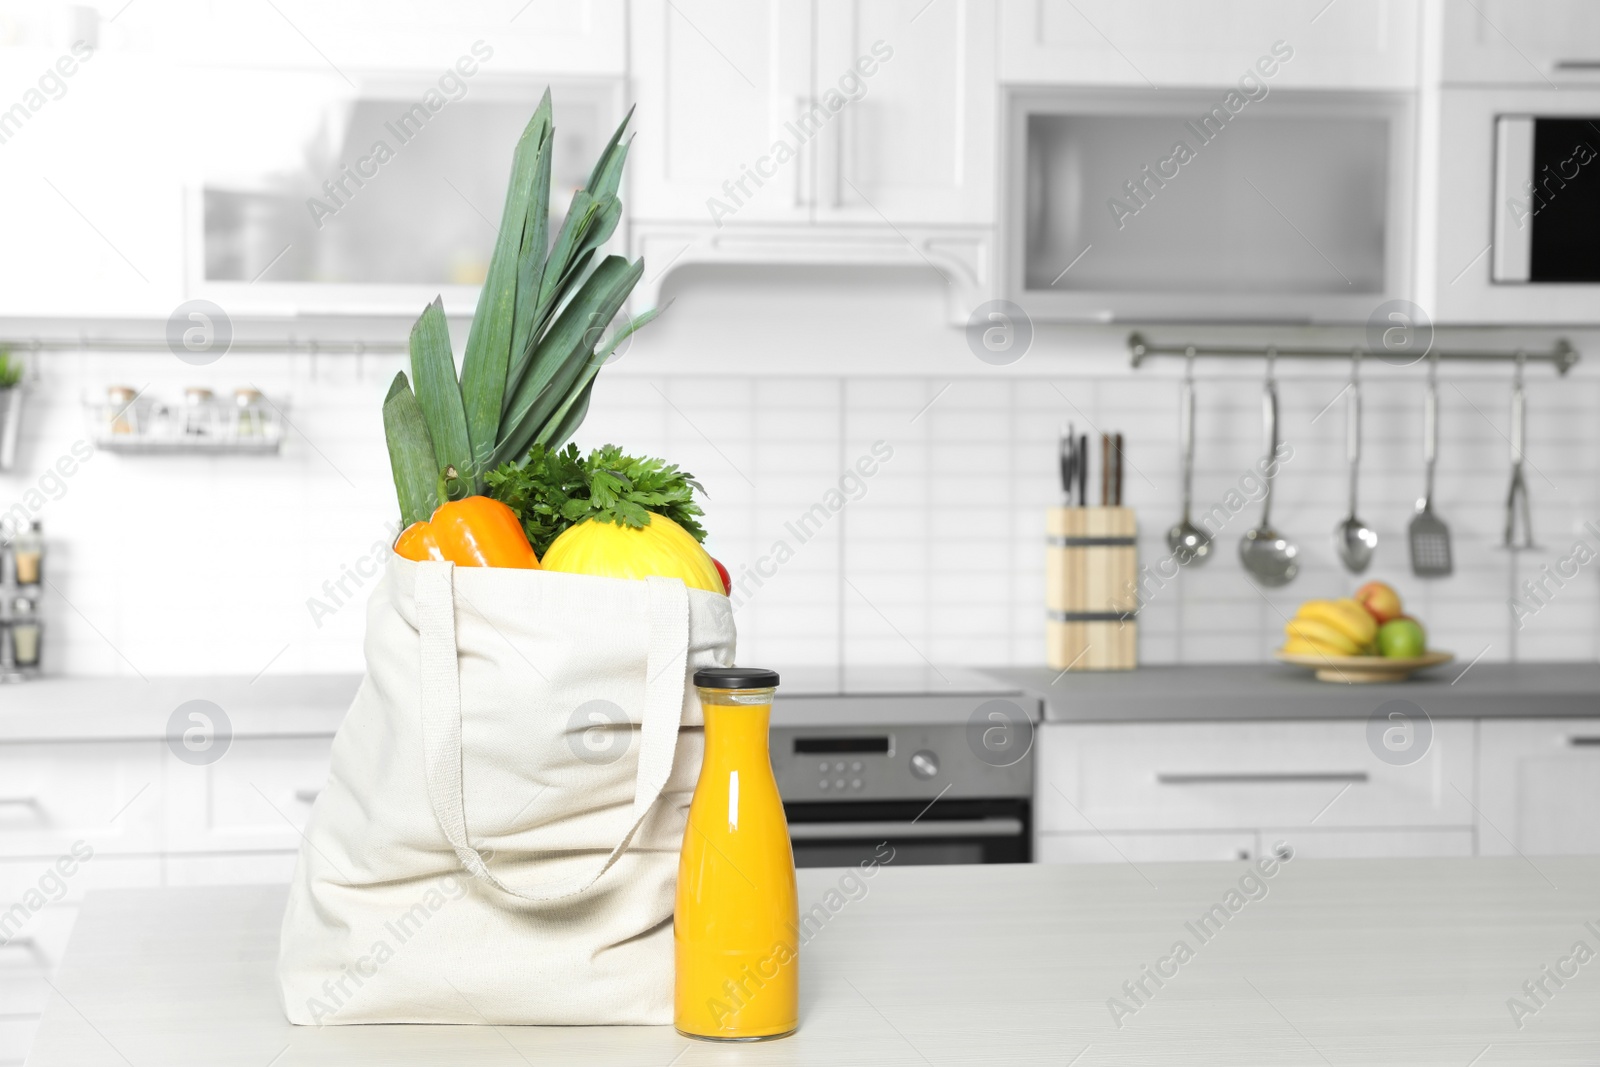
{"left": 4, "top": 661, "right": 1597, "bottom": 743}
{"left": 986, "top": 662, "right": 1600, "bottom": 722}
{"left": 28, "top": 858, "right": 1600, "bottom": 1065}
{"left": 0, "top": 675, "right": 361, "bottom": 741}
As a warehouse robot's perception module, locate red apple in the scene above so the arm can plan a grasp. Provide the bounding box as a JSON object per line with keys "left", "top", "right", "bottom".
{"left": 1354, "top": 581, "right": 1403, "bottom": 624}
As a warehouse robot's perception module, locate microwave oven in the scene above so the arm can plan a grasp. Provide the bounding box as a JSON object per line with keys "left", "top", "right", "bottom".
{"left": 1419, "top": 87, "right": 1600, "bottom": 324}
{"left": 1492, "top": 115, "right": 1600, "bottom": 283}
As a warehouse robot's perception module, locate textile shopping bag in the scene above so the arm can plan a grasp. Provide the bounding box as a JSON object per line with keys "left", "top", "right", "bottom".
{"left": 278, "top": 556, "right": 735, "bottom": 1024}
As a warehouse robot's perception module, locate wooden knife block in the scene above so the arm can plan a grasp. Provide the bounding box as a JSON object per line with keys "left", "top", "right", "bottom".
{"left": 1046, "top": 507, "right": 1138, "bottom": 671}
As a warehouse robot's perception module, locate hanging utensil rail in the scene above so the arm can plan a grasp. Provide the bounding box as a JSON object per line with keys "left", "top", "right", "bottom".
{"left": 0, "top": 336, "right": 409, "bottom": 355}
{"left": 1127, "top": 333, "right": 1579, "bottom": 374}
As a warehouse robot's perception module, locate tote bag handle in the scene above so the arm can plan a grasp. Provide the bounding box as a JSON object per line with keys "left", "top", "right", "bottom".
{"left": 415, "top": 561, "right": 690, "bottom": 904}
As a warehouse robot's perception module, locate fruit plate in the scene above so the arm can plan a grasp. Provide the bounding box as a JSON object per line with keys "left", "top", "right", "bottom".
{"left": 1273, "top": 649, "right": 1455, "bottom": 683}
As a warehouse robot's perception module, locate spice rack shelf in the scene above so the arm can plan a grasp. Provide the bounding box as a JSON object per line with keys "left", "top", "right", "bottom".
{"left": 84, "top": 389, "right": 287, "bottom": 456}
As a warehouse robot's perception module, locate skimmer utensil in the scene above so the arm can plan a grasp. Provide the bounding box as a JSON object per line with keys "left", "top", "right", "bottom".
{"left": 1335, "top": 349, "right": 1377, "bottom": 573}
{"left": 1239, "top": 350, "right": 1299, "bottom": 587}
{"left": 1408, "top": 354, "right": 1453, "bottom": 577}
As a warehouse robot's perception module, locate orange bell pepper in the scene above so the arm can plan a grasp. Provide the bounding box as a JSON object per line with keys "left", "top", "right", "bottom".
{"left": 394, "top": 496, "right": 540, "bottom": 569}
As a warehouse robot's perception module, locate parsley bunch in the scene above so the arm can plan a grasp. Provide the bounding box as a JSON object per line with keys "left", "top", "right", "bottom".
{"left": 485, "top": 443, "right": 707, "bottom": 556}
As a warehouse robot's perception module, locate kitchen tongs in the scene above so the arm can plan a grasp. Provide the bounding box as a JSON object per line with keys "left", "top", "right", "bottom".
{"left": 1503, "top": 353, "right": 1537, "bottom": 550}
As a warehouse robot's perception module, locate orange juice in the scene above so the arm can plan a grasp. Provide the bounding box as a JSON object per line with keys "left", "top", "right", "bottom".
{"left": 675, "top": 667, "right": 798, "bottom": 1041}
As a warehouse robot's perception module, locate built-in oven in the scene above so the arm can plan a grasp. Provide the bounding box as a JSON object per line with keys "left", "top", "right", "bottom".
{"left": 768, "top": 670, "right": 1037, "bottom": 868}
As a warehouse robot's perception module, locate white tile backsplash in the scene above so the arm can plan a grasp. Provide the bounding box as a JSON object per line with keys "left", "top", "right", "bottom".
{"left": 3, "top": 299, "right": 1598, "bottom": 678}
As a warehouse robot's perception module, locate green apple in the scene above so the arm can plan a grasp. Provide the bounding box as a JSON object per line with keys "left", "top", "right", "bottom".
{"left": 1377, "top": 618, "right": 1426, "bottom": 659}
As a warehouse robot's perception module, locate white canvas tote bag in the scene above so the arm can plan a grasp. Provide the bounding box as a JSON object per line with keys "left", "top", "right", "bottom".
{"left": 278, "top": 555, "right": 736, "bottom": 1025}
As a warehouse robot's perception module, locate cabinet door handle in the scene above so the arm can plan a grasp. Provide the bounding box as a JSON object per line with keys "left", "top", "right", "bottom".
{"left": 0, "top": 937, "right": 37, "bottom": 950}
{"left": 1567, "top": 737, "right": 1600, "bottom": 747}
{"left": 294, "top": 788, "right": 321, "bottom": 804}
{"left": 0, "top": 796, "right": 39, "bottom": 807}
{"left": 1156, "top": 772, "right": 1369, "bottom": 785}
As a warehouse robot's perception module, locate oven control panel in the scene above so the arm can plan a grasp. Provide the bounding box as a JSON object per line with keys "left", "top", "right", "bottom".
{"left": 770, "top": 720, "right": 1032, "bottom": 803}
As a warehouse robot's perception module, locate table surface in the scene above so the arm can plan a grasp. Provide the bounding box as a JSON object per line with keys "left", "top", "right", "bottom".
{"left": 28, "top": 857, "right": 1600, "bottom": 1066}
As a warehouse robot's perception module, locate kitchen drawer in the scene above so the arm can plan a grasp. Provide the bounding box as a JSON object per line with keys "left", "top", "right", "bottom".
{"left": 163, "top": 852, "right": 300, "bottom": 885}
{"left": 164, "top": 737, "right": 332, "bottom": 853}
{"left": 1264, "top": 829, "right": 1475, "bottom": 860}
{"left": 1037, "top": 721, "right": 1475, "bottom": 833}
{"left": 0, "top": 1016, "right": 39, "bottom": 1065}
{"left": 0, "top": 855, "right": 163, "bottom": 908}
{"left": 1036, "top": 830, "right": 1259, "bottom": 865}
{"left": 0, "top": 742, "right": 163, "bottom": 857}
{"left": 1478, "top": 719, "right": 1600, "bottom": 856}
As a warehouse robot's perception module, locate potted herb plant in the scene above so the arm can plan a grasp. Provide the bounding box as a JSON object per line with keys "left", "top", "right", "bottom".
{"left": 0, "top": 348, "right": 22, "bottom": 471}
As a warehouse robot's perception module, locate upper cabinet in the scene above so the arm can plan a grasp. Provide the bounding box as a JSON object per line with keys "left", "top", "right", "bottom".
{"left": 1000, "top": 0, "right": 1420, "bottom": 89}
{"left": 1432, "top": 0, "right": 1600, "bottom": 85}
{"left": 628, "top": 1, "right": 813, "bottom": 225}
{"left": 627, "top": 0, "right": 997, "bottom": 317}
{"left": 813, "top": 0, "right": 996, "bottom": 226}
{"left": 195, "top": 0, "right": 627, "bottom": 75}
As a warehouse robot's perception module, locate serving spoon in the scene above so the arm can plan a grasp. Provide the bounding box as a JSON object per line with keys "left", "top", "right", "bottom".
{"left": 1167, "top": 348, "right": 1212, "bottom": 566}
{"left": 1239, "top": 351, "right": 1299, "bottom": 587}
{"left": 1335, "top": 349, "right": 1377, "bottom": 573}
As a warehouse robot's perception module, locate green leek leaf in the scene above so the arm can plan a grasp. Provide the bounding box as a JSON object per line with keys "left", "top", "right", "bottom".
{"left": 408, "top": 297, "right": 472, "bottom": 488}
{"left": 383, "top": 372, "right": 440, "bottom": 528}
{"left": 459, "top": 93, "right": 552, "bottom": 480}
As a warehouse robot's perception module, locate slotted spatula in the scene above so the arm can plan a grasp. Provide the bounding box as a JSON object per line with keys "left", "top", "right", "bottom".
{"left": 1409, "top": 356, "right": 1453, "bottom": 577}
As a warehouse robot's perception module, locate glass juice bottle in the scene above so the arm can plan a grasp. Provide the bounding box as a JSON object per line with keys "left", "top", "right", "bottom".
{"left": 675, "top": 667, "right": 797, "bottom": 1041}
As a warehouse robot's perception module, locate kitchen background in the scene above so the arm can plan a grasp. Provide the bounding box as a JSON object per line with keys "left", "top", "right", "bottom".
{"left": 8, "top": 2, "right": 1600, "bottom": 1060}
{"left": 0, "top": 0, "right": 1597, "bottom": 678}
{"left": 6, "top": 310, "right": 1600, "bottom": 678}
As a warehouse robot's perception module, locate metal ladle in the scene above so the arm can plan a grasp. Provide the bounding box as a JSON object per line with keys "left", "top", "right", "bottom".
{"left": 1335, "top": 349, "right": 1378, "bottom": 573}
{"left": 1167, "top": 347, "right": 1212, "bottom": 566}
{"left": 1239, "top": 350, "right": 1299, "bottom": 587}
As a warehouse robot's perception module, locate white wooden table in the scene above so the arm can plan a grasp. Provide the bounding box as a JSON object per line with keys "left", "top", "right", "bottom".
{"left": 25, "top": 858, "right": 1600, "bottom": 1065}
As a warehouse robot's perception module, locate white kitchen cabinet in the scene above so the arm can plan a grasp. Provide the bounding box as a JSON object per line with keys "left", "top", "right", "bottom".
{"left": 999, "top": 0, "right": 1419, "bottom": 89}
{"left": 1035, "top": 720, "right": 1479, "bottom": 862}
{"left": 631, "top": 0, "right": 994, "bottom": 226}
{"left": 163, "top": 737, "right": 333, "bottom": 854}
{"left": 814, "top": 0, "right": 995, "bottom": 226}
{"left": 1260, "top": 828, "right": 1475, "bottom": 858}
{"left": 628, "top": 0, "right": 814, "bottom": 225}
{"left": 163, "top": 852, "right": 302, "bottom": 885}
{"left": 1433, "top": 0, "right": 1600, "bottom": 85}
{"left": 1477, "top": 719, "right": 1600, "bottom": 857}
{"left": 0, "top": 742, "right": 163, "bottom": 858}
{"left": 1038, "top": 720, "right": 1476, "bottom": 833}
{"left": 187, "top": 0, "right": 626, "bottom": 75}
{"left": 0, "top": 856, "right": 163, "bottom": 1067}
{"left": 627, "top": 0, "right": 997, "bottom": 319}
{"left": 1037, "top": 830, "right": 1259, "bottom": 864}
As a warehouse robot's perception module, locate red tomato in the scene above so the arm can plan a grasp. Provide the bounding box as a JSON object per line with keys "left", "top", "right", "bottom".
{"left": 712, "top": 557, "right": 732, "bottom": 595}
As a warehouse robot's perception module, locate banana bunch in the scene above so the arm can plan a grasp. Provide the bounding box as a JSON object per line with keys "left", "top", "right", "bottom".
{"left": 1284, "top": 598, "right": 1378, "bottom": 657}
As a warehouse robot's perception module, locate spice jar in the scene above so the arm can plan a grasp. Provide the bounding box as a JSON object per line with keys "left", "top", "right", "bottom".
{"left": 182, "top": 387, "right": 217, "bottom": 436}
{"left": 106, "top": 385, "right": 139, "bottom": 436}
{"left": 233, "top": 387, "right": 268, "bottom": 438}
{"left": 8, "top": 597, "right": 40, "bottom": 671}
{"left": 11, "top": 520, "right": 41, "bottom": 586}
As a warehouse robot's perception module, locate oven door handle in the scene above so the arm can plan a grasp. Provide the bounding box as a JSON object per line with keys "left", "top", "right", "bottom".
{"left": 788, "top": 818, "right": 1024, "bottom": 840}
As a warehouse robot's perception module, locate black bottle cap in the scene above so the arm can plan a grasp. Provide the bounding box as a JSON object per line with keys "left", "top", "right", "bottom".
{"left": 693, "top": 666, "right": 779, "bottom": 690}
